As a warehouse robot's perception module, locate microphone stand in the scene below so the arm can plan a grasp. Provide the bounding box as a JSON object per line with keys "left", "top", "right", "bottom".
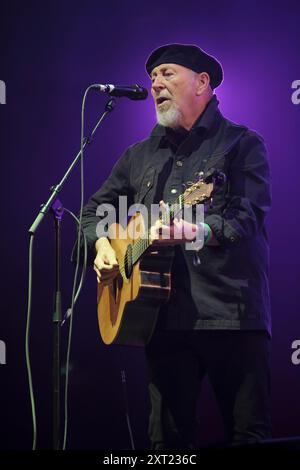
{"left": 28, "top": 97, "right": 115, "bottom": 450}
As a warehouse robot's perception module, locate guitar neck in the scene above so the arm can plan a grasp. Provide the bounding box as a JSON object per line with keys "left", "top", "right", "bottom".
{"left": 129, "top": 175, "right": 213, "bottom": 267}
{"left": 131, "top": 195, "right": 184, "bottom": 265}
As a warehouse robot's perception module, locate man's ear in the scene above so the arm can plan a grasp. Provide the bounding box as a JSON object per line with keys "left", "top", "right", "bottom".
{"left": 195, "top": 72, "right": 210, "bottom": 95}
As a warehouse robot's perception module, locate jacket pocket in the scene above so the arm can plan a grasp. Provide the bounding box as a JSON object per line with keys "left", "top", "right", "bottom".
{"left": 137, "top": 167, "right": 156, "bottom": 204}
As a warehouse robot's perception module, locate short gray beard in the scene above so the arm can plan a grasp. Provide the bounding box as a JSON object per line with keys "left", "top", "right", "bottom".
{"left": 156, "top": 103, "right": 182, "bottom": 129}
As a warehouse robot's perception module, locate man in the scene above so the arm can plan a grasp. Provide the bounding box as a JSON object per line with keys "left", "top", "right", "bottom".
{"left": 81, "top": 44, "right": 271, "bottom": 449}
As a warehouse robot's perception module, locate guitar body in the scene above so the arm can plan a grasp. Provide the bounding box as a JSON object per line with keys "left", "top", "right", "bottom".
{"left": 96, "top": 177, "right": 214, "bottom": 346}
{"left": 97, "top": 212, "right": 174, "bottom": 346}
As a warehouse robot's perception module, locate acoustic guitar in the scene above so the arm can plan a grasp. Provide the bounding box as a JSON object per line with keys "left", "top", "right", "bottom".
{"left": 97, "top": 177, "right": 213, "bottom": 346}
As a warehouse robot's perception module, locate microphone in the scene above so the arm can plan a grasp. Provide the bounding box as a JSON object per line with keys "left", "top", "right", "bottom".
{"left": 92, "top": 83, "right": 148, "bottom": 100}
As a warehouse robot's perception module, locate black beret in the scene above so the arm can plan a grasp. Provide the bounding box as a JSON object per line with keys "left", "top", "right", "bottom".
{"left": 145, "top": 43, "right": 223, "bottom": 89}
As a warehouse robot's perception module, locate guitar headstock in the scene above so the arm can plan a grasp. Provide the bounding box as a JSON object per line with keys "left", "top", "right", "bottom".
{"left": 182, "top": 179, "right": 214, "bottom": 206}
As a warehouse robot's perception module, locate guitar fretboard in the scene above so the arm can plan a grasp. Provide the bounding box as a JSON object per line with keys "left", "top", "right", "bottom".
{"left": 131, "top": 195, "right": 184, "bottom": 265}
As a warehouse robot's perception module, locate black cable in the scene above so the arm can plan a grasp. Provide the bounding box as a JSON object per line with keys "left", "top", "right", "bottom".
{"left": 62, "top": 91, "right": 114, "bottom": 450}
{"left": 62, "top": 208, "right": 88, "bottom": 323}
{"left": 25, "top": 234, "right": 37, "bottom": 450}
{"left": 62, "top": 86, "right": 91, "bottom": 450}
{"left": 121, "top": 368, "right": 135, "bottom": 450}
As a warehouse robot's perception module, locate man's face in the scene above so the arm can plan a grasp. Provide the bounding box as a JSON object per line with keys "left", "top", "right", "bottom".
{"left": 150, "top": 63, "right": 199, "bottom": 128}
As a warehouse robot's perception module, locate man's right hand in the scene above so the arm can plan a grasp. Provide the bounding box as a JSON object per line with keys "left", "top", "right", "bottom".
{"left": 93, "top": 237, "right": 119, "bottom": 285}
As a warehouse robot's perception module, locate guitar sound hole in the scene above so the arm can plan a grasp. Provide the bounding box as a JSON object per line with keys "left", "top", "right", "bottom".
{"left": 124, "top": 244, "right": 133, "bottom": 279}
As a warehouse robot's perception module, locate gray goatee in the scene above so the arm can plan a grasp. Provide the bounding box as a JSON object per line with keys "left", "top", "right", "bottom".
{"left": 156, "top": 103, "right": 182, "bottom": 129}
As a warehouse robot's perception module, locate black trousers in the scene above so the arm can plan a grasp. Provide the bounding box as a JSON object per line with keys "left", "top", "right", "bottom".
{"left": 145, "top": 329, "right": 271, "bottom": 449}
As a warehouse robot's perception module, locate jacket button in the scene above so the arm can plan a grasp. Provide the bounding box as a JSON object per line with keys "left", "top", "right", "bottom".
{"left": 230, "top": 236, "right": 235, "bottom": 242}
{"left": 171, "top": 188, "right": 177, "bottom": 194}
{"left": 147, "top": 181, "right": 151, "bottom": 187}
{"left": 176, "top": 160, "right": 183, "bottom": 167}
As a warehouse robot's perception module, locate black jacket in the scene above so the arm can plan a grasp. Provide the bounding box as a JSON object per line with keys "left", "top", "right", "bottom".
{"left": 81, "top": 96, "right": 271, "bottom": 334}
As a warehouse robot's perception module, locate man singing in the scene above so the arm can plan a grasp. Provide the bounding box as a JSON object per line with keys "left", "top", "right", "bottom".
{"left": 81, "top": 44, "right": 272, "bottom": 449}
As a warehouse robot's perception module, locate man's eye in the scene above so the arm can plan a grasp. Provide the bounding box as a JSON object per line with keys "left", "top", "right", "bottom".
{"left": 151, "top": 72, "right": 174, "bottom": 83}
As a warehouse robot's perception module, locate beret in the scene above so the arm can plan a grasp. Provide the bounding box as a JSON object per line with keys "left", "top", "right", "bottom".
{"left": 145, "top": 43, "right": 223, "bottom": 89}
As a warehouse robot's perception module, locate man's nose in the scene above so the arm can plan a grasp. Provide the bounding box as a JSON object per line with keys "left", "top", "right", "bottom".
{"left": 152, "top": 76, "right": 165, "bottom": 92}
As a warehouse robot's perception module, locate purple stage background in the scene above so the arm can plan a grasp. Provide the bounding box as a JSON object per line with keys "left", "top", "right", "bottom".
{"left": 0, "top": 0, "right": 299, "bottom": 450}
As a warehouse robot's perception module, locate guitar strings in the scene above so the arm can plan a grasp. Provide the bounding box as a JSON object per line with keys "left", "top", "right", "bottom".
{"left": 118, "top": 189, "right": 206, "bottom": 278}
